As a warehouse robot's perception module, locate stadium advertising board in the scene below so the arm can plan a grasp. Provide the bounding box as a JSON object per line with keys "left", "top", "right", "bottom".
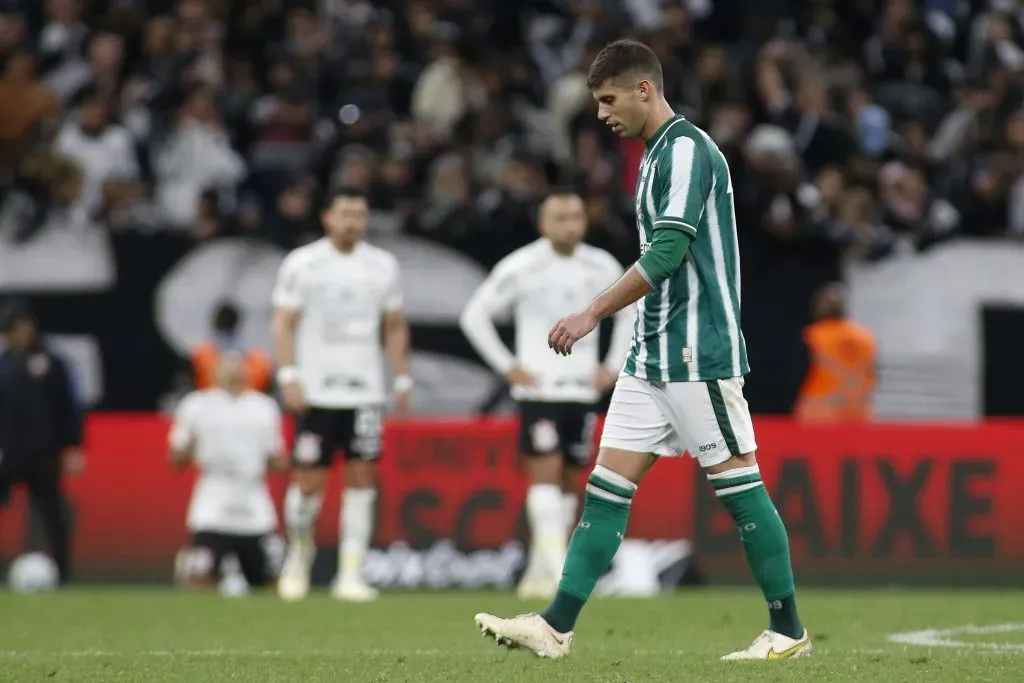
{"left": 1, "top": 416, "right": 1022, "bottom": 585}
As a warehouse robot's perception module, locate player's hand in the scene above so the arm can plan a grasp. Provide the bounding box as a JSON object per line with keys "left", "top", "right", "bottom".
{"left": 595, "top": 367, "right": 618, "bottom": 394}
{"left": 549, "top": 310, "right": 599, "bottom": 356}
{"left": 505, "top": 367, "right": 537, "bottom": 387}
{"left": 393, "top": 390, "right": 412, "bottom": 420}
{"left": 60, "top": 447, "right": 85, "bottom": 477}
{"left": 281, "top": 381, "right": 307, "bottom": 414}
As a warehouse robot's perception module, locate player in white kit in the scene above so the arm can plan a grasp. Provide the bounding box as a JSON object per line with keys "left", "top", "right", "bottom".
{"left": 272, "top": 187, "right": 411, "bottom": 602}
{"left": 460, "top": 191, "right": 634, "bottom": 599}
{"left": 169, "top": 352, "right": 285, "bottom": 591}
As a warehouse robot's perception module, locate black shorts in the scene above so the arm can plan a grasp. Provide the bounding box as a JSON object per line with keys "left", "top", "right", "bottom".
{"left": 292, "top": 406, "right": 384, "bottom": 468}
{"left": 518, "top": 401, "right": 599, "bottom": 467}
{"left": 186, "top": 531, "right": 277, "bottom": 587}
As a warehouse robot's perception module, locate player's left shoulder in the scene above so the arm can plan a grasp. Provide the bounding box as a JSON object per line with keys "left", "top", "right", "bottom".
{"left": 359, "top": 242, "right": 402, "bottom": 272}
{"left": 244, "top": 390, "right": 281, "bottom": 416}
{"left": 577, "top": 243, "right": 624, "bottom": 273}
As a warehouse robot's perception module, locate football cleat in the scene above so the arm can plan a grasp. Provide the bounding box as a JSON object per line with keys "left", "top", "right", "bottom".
{"left": 721, "top": 629, "right": 812, "bottom": 661}
{"left": 474, "top": 612, "right": 572, "bottom": 659}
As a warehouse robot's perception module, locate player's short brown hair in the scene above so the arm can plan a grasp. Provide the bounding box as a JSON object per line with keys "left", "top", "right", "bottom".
{"left": 586, "top": 39, "right": 663, "bottom": 93}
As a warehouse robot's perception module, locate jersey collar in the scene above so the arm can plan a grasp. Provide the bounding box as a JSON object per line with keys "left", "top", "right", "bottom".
{"left": 645, "top": 114, "right": 685, "bottom": 150}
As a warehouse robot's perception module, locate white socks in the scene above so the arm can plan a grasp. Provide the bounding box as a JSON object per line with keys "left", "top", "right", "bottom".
{"left": 525, "top": 484, "right": 567, "bottom": 579}
{"left": 284, "top": 483, "right": 323, "bottom": 548}
{"left": 339, "top": 487, "right": 376, "bottom": 583}
{"left": 562, "top": 491, "right": 579, "bottom": 536}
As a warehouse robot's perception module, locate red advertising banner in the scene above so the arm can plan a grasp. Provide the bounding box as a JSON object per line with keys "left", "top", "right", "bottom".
{"left": 1, "top": 415, "right": 1023, "bottom": 584}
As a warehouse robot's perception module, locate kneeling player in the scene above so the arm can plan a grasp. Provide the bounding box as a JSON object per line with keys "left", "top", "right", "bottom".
{"left": 460, "top": 191, "right": 633, "bottom": 599}
{"left": 169, "top": 353, "right": 285, "bottom": 591}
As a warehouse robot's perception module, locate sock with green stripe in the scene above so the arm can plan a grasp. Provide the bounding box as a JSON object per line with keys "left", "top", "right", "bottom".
{"left": 709, "top": 465, "right": 804, "bottom": 639}
{"left": 540, "top": 465, "right": 636, "bottom": 634}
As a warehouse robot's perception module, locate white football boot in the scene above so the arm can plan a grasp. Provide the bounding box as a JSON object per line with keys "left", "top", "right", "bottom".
{"left": 277, "top": 543, "right": 314, "bottom": 601}
{"left": 331, "top": 575, "right": 379, "bottom": 602}
{"left": 474, "top": 612, "right": 572, "bottom": 659}
{"left": 721, "top": 629, "right": 812, "bottom": 660}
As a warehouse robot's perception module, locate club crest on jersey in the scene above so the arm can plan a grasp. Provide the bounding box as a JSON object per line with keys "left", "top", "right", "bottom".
{"left": 530, "top": 419, "right": 560, "bottom": 453}
{"left": 294, "top": 432, "right": 322, "bottom": 464}
{"left": 27, "top": 354, "right": 51, "bottom": 377}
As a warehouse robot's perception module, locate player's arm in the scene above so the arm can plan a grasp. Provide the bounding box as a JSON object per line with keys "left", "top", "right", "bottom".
{"left": 601, "top": 258, "right": 637, "bottom": 373}
{"left": 382, "top": 261, "right": 413, "bottom": 416}
{"left": 550, "top": 139, "right": 703, "bottom": 353}
{"left": 458, "top": 260, "right": 529, "bottom": 384}
{"left": 597, "top": 138, "right": 705, "bottom": 317}
{"left": 266, "top": 400, "right": 288, "bottom": 473}
{"left": 168, "top": 395, "right": 197, "bottom": 469}
{"left": 271, "top": 253, "right": 306, "bottom": 412}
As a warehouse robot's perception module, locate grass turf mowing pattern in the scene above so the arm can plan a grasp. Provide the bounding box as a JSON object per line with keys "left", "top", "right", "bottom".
{"left": 1, "top": 588, "right": 1022, "bottom": 682}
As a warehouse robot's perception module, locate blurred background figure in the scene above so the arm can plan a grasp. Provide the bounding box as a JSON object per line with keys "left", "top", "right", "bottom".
{"left": 0, "top": 297, "right": 82, "bottom": 584}
{"left": 190, "top": 301, "right": 271, "bottom": 393}
{"left": 794, "top": 283, "right": 877, "bottom": 422}
{"left": 459, "top": 191, "right": 633, "bottom": 600}
{"left": 169, "top": 352, "right": 285, "bottom": 594}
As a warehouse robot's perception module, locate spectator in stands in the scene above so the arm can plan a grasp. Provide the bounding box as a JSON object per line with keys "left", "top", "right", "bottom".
{"left": 191, "top": 301, "right": 271, "bottom": 393}
{"left": 0, "top": 52, "right": 60, "bottom": 169}
{"left": 55, "top": 86, "right": 140, "bottom": 218}
{"left": 153, "top": 86, "right": 245, "bottom": 229}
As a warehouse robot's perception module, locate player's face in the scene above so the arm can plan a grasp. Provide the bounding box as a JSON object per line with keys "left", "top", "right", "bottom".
{"left": 215, "top": 353, "right": 245, "bottom": 391}
{"left": 593, "top": 79, "right": 646, "bottom": 138}
{"left": 540, "top": 195, "right": 587, "bottom": 249}
{"left": 322, "top": 196, "right": 369, "bottom": 244}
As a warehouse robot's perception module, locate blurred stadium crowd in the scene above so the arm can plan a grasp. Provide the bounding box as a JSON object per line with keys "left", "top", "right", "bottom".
{"left": 1, "top": 0, "right": 1023, "bottom": 272}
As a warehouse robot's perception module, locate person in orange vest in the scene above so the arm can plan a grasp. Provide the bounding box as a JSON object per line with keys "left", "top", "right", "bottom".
{"left": 794, "top": 283, "right": 877, "bottom": 422}
{"left": 191, "top": 302, "right": 271, "bottom": 393}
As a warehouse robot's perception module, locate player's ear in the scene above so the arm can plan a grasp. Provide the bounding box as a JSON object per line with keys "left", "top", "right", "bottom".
{"left": 636, "top": 80, "right": 651, "bottom": 102}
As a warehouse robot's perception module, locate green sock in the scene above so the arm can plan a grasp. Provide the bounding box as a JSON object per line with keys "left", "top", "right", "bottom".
{"left": 709, "top": 465, "right": 804, "bottom": 639}
{"left": 540, "top": 465, "right": 636, "bottom": 634}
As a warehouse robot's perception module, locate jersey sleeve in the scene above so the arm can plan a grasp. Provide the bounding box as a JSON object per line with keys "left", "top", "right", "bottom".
{"left": 654, "top": 136, "right": 708, "bottom": 237}
{"left": 271, "top": 252, "right": 305, "bottom": 310}
{"left": 168, "top": 394, "right": 199, "bottom": 451}
{"left": 264, "top": 399, "right": 284, "bottom": 455}
{"left": 383, "top": 258, "right": 404, "bottom": 313}
{"left": 458, "top": 255, "right": 521, "bottom": 375}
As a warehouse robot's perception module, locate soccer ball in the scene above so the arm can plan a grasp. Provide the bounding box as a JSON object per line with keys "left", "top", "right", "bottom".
{"left": 7, "top": 552, "right": 60, "bottom": 593}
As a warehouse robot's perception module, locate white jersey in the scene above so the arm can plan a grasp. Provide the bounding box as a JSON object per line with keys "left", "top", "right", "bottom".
{"left": 460, "top": 238, "right": 634, "bottom": 403}
{"left": 272, "top": 238, "right": 403, "bottom": 408}
{"left": 169, "top": 389, "right": 282, "bottom": 536}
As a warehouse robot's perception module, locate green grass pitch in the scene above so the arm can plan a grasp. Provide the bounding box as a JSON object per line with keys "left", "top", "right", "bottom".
{"left": 1, "top": 587, "right": 1023, "bottom": 681}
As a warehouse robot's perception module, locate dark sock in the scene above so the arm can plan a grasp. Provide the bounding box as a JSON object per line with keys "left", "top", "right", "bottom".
{"left": 709, "top": 465, "right": 805, "bottom": 639}
{"left": 539, "top": 466, "right": 635, "bottom": 634}
{"left": 541, "top": 591, "right": 585, "bottom": 634}
{"left": 769, "top": 595, "right": 803, "bottom": 639}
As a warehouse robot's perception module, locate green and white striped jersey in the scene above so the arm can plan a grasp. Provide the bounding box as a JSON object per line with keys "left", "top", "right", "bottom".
{"left": 624, "top": 114, "right": 749, "bottom": 382}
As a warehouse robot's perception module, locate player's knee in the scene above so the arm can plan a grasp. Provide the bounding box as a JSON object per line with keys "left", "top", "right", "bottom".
{"left": 525, "top": 453, "right": 562, "bottom": 484}
{"left": 292, "top": 467, "right": 327, "bottom": 495}
{"left": 346, "top": 459, "right": 377, "bottom": 488}
{"left": 173, "top": 546, "right": 217, "bottom": 589}
{"left": 704, "top": 450, "right": 758, "bottom": 475}
{"left": 594, "top": 447, "right": 655, "bottom": 484}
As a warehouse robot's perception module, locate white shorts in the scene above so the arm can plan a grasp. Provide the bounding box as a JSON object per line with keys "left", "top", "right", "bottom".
{"left": 599, "top": 374, "right": 757, "bottom": 468}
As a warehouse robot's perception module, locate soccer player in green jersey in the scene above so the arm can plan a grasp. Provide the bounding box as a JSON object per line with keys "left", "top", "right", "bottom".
{"left": 474, "top": 39, "right": 811, "bottom": 662}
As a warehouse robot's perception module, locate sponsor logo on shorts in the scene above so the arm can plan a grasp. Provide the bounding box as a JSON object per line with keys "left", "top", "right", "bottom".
{"left": 294, "top": 432, "right": 322, "bottom": 464}
{"left": 682, "top": 347, "right": 693, "bottom": 364}
{"left": 530, "top": 419, "right": 560, "bottom": 453}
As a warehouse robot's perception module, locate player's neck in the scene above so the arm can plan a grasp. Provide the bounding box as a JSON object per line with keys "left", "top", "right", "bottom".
{"left": 328, "top": 238, "right": 359, "bottom": 254}
{"left": 548, "top": 240, "right": 576, "bottom": 257}
{"left": 641, "top": 100, "right": 678, "bottom": 145}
